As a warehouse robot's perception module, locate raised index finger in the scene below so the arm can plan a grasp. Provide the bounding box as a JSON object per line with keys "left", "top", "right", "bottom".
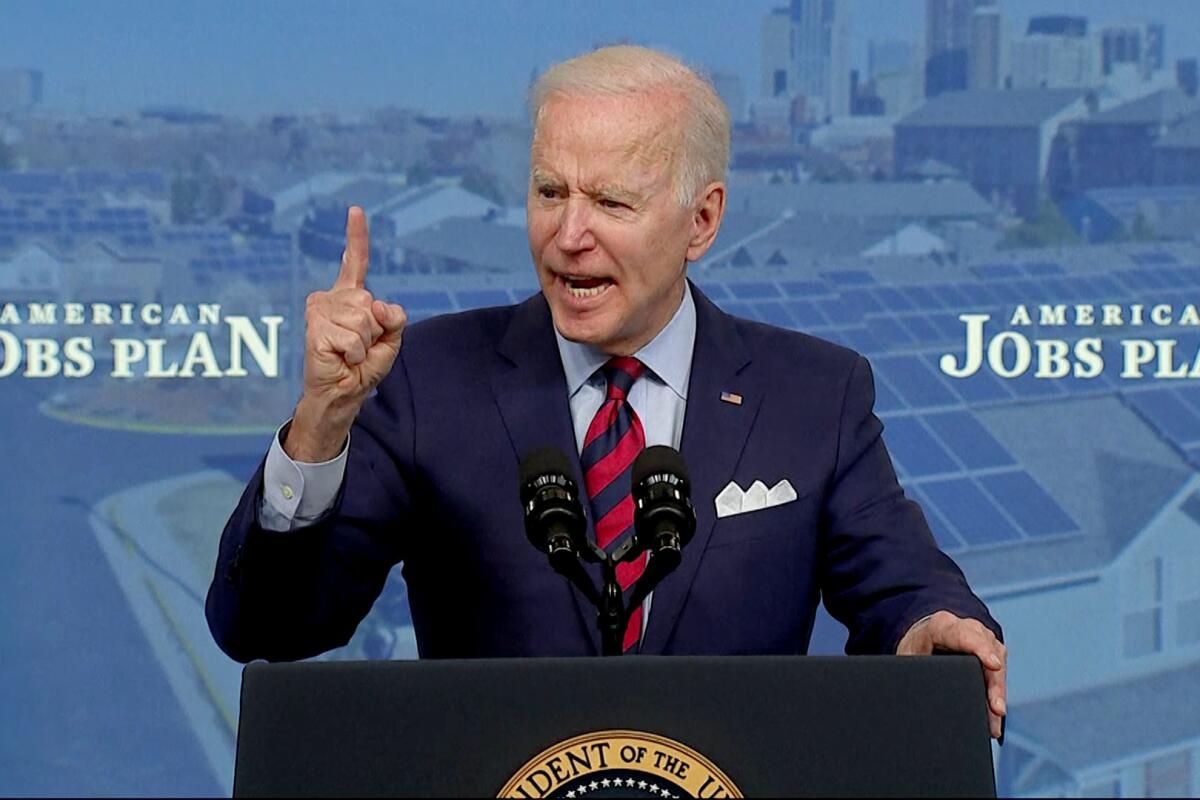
{"left": 334, "top": 206, "right": 369, "bottom": 289}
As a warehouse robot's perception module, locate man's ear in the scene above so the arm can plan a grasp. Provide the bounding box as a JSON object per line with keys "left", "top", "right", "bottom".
{"left": 685, "top": 182, "right": 726, "bottom": 263}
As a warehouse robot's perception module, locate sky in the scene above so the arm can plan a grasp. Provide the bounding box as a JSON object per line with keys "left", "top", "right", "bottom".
{"left": 1, "top": 0, "right": 1196, "bottom": 119}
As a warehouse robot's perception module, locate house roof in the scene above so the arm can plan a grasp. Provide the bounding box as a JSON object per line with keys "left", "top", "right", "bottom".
{"left": 725, "top": 180, "right": 994, "bottom": 220}
{"left": 1156, "top": 110, "right": 1200, "bottom": 149}
{"left": 1085, "top": 88, "right": 1200, "bottom": 126}
{"left": 897, "top": 89, "right": 1087, "bottom": 129}
{"left": 957, "top": 395, "right": 1194, "bottom": 590}
{"left": 1013, "top": 660, "right": 1200, "bottom": 773}
{"left": 397, "top": 216, "right": 530, "bottom": 272}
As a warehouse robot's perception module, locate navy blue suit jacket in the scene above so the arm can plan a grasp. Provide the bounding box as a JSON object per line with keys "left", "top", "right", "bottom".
{"left": 206, "top": 285, "right": 999, "bottom": 662}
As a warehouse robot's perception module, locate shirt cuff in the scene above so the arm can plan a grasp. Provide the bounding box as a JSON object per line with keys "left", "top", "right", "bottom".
{"left": 260, "top": 420, "right": 349, "bottom": 531}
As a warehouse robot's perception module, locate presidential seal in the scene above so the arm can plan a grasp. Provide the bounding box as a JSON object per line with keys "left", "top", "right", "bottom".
{"left": 498, "top": 729, "right": 742, "bottom": 798}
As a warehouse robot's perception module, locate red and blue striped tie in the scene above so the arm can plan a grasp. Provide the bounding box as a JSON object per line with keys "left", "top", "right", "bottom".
{"left": 581, "top": 356, "right": 647, "bottom": 652}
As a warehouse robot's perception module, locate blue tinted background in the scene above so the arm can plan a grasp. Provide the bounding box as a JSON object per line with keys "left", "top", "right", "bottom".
{"left": 1, "top": 1, "right": 1199, "bottom": 796}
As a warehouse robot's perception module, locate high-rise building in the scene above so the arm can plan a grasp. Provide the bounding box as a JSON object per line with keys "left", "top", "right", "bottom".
{"left": 869, "top": 39, "right": 919, "bottom": 116}
{"left": 1178, "top": 59, "right": 1199, "bottom": 99}
{"left": 711, "top": 72, "right": 747, "bottom": 123}
{"left": 869, "top": 40, "right": 914, "bottom": 81}
{"left": 0, "top": 69, "right": 43, "bottom": 113}
{"left": 788, "top": 0, "right": 851, "bottom": 119}
{"left": 1101, "top": 21, "right": 1165, "bottom": 79}
{"left": 1028, "top": 15, "right": 1088, "bottom": 39}
{"left": 924, "top": 0, "right": 995, "bottom": 97}
{"left": 1010, "top": 18, "right": 1099, "bottom": 90}
{"left": 969, "top": 6, "right": 1003, "bottom": 90}
{"left": 759, "top": 2, "right": 851, "bottom": 120}
{"left": 762, "top": 7, "right": 792, "bottom": 99}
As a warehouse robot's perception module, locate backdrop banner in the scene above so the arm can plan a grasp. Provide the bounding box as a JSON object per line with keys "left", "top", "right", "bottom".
{"left": 2, "top": 1, "right": 1199, "bottom": 797}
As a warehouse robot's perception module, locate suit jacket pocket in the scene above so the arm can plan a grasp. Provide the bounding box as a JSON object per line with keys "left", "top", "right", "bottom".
{"left": 705, "top": 495, "right": 813, "bottom": 550}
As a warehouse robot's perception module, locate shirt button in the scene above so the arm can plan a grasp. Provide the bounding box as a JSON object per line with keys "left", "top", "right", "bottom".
{"left": 281, "top": 485, "right": 295, "bottom": 500}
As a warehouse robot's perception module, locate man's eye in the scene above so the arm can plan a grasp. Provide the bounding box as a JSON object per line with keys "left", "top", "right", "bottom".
{"left": 538, "top": 187, "right": 560, "bottom": 199}
{"left": 599, "top": 198, "right": 626, "bottom": 209}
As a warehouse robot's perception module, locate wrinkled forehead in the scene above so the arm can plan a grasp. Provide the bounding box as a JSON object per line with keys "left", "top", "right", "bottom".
{"left": 531, "top": 91, "right": 685, "bottom": 177}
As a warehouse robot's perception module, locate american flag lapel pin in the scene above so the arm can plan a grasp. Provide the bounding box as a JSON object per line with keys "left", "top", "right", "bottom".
{"left": 720, "top": 390, "right": 743, "bottom": 406}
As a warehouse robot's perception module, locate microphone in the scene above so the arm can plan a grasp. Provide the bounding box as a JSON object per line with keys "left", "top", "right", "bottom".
{"left": 519, "top": 447, "right": 587, "bottom": 565}
{"left": 632, "top": 445, "right": 696, "bottom": 573}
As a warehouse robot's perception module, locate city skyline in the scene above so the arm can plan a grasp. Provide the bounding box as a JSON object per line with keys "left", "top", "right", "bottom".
{"left": 2, "top": 0, "right": 1197, "bottom": 120}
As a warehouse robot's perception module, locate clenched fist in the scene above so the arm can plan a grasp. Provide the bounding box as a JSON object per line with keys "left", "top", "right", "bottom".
{"left": 285, "top": 206, "right": 407, "bottom": 462}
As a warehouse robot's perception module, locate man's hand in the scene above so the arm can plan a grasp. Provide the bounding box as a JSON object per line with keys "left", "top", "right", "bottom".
{"left": 896, "top": 610, "right": 1007, "bottom": 740}
{"left": 285, "top": 206, "right": 407, "bottom": 462}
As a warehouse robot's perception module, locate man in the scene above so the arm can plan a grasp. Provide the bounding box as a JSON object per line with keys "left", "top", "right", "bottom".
{"left": 207, "top": 46, "right": 1007, "bottom": 738}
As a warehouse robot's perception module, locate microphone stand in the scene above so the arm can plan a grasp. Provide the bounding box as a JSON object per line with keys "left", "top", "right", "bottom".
{"left": 554, "top": 539, "right": 678, "bottom": 656}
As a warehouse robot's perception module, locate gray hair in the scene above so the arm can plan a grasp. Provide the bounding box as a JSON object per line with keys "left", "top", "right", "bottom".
{"left": 529, "top": 45, "right": 731, "bottom": 207}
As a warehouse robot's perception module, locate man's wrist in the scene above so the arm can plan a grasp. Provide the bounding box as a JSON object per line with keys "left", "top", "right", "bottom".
{"left": 285, "top": 393, "right": 358, "bottom": 462}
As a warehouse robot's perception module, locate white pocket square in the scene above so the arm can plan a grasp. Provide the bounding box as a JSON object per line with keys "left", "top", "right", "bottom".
{"left": 714, "top": 479, "right": 798, "bottom": 518}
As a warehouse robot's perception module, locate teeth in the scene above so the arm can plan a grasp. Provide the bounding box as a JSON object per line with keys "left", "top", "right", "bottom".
{"left": 568, "top": 284, "right": 607, "bottom": 298}
{"left": 564, "top": 277, "right": 609, "bottom": 298}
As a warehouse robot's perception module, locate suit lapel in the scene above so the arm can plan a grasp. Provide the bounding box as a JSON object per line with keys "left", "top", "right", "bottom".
{"left": 641, "top": 285, "right": 759, "bottom": 654}
{"left": 488, "top": 294, "right": 602, "bottom": 655}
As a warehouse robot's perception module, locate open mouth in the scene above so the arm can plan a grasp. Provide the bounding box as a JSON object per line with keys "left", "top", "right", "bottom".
{"left": 562, "top": 275, "right": 614, "bottom": 298}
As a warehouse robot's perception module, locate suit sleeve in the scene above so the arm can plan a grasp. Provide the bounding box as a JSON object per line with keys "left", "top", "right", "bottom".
{"left": 205, "top": 355, "right": 417, "bottom": 663}
{"left": 817, "top": 355, "right": 1002, "bottom": 654}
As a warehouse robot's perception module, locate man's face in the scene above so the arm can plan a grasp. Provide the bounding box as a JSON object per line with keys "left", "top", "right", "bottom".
{"left": 527, "top": 92, "right": 697, "bottom": 356}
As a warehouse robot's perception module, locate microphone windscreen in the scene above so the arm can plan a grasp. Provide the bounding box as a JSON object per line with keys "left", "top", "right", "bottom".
{"left": 519, "top": 447, "right": 574, "bottom": 486}
{"left": 632, "top": 445, "right": 689, "bottom": 487}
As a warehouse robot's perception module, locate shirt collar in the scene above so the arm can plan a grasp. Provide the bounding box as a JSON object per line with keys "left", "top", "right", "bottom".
{"left": 555, "top": 281, "right": 696, "bottom": 400}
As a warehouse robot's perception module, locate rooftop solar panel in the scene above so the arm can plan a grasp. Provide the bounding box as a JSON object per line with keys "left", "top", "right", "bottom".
{"left": 899, "top": 285, "right": 943, "bottom": 311}
{"left": 923, "top": 411, "right": 1016, "bottom": 470}
{"left": 819, "top": 296, "right": 860, "bottom": 326}
{"left": 728, "top": 281, "right": 782, "bottom": 300}
{"left": 983, "top": 281, "right": 1024, "bottom": 304}
{"left": 1006, "top": 370, "right": 1067, "bottom": 398}
{"left": 870, "top": 286, "right": 916, "bottom": 312}
{"left": 779, "top": 280, "right": 830, "bottom": 298}
{"left": 722, "top": 300, "right": 762, "bottom": 322}
{"left": 865, "top": 316, "right": 914, "bottom": 349}
{"left": 821, "top": 270, "right": 875, "bottom": 286}
{"left": 753, "top": 301, "right": 797, "bottom": 329}
{"left": 1011, "top": 279, "right": 1046, "bottom": 304}
{"left": 1130, "top": 251, "right": 1177, "bottom": 265}
{"left": 1039, "top": 277, "right": 1075, "bottom": 299}
{"left": 871, "top": 371, "right": 905, "bottom": 413}
{"left": 1173, "top": 385, "right": 1200, "bottom": 418}
{"left": 1056, "top": 372, "right": 1110, "bottom": 397}
{"left": 397, "top": 290, "right": 454, "bottom": 311}
{"left": 928, "top": 284, "right": 972, "bottom": 308}
{"left": 840, "top": 288, "right": 883, "bottom": 317}
{"left": 1089, "top": 275, "right": 1125, "bottom": 298}
{"left": 1022, "top": 261, "right": 1066, "bottom": 277}
{"left": 784, "top": 299, "right": 830, "bottom": 328}
{"left": 1124, "top": 389, "right": 1200, "bottom": 444}
{"left": 897, "top": 315, "right": 943, "bottom": 344}
{"left": 937, "top": 359, "right": 1014, "bottom": 404}
{"left": 882, "top": 416, "right": 960, "bottom": 477}
{"left": 977, "top": 470, "right": 1078, "bottom": 539}
{"left": 909, "top": 485, "right": 963, "bottom": 551}
{"left": 839, "top": 326, "right": 884, "bottom": 356}
{"left": 693, "top": 282, "right": 731, "bottom": 301}
{"left": 971, "top": 264, "right": 1022, "bottom": 280}
{"left": 874, "top": 355, "right": 959, "bottom": 408}
{"left": 455, "top": 289, "right": 511, "bottom": 309}
{"left": 929, "top": 313, "right": 967, "bottom": 341}
{"left": 920, "top": 477, "right": 1022, "bottom": 547}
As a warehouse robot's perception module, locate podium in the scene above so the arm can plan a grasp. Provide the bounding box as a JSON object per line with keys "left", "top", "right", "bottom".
{"left": 233, "top": 655, "right": 995, "bottom": 797}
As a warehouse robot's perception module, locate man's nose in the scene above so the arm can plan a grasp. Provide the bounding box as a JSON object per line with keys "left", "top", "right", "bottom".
{"left": 554, "top": 198, "right": 597, "bottom": 253}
